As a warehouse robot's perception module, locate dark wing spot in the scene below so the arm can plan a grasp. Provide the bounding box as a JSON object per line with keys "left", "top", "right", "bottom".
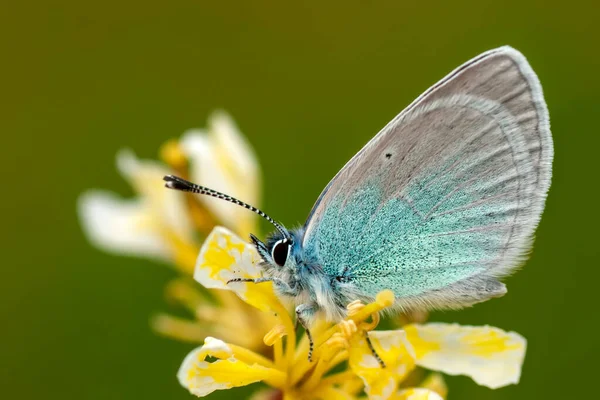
{"left": 385, "top": 153, "right": 392, "bottom": 159}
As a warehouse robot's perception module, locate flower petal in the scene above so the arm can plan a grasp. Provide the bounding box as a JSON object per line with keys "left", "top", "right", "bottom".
{"left": 393, "top": 388, "right": 444, "bottom": 400}
{"left": 348, "top": 330, "right": 417, "bottom": 400}
{"left": 78, "top": 149, "right": 195, "bottom": 263}
{"left": 78, "top": 190, "right": 171, "bottom": 260}
{"left": 116, "top": 149, "right": 193, "bottom": 240}
{"left": 209, "top": 110, "right": 259, "bottom": 179}
{"left": 404, "top": 323, "right": 526, "bottom": 389}
{"left": 180, "top": 111, "right": 260, "bottom": 237}
{"left": 178, "top": 337, "right": 281, "bottom": 397}
{"left": 194, "top": 227, "right": 282, "bottom": 312}
{"left": 419, "top": 373, "right": 447, "bottom": 399}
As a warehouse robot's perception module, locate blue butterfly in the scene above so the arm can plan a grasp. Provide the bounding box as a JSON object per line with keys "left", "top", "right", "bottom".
{"left": 165, "top": 46, "right": 552, "bottom": 363}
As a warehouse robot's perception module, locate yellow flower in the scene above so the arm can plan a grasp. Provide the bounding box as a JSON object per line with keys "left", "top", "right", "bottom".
{"left": 178, "top": 227, "right": 527, "bottom": 399}
{"left": 77, "top": 111, "right": 273, "bottom": 350}
{"left": 77, "top": 110, "right": 528, "bottom": 398}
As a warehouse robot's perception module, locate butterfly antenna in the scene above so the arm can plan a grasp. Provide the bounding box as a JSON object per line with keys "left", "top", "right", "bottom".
{"left": 163, "top": 175, "right": 288, "bottom": 238}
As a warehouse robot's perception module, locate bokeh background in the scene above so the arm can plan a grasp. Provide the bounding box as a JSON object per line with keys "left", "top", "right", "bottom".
{"left": 2, "top": 1, "right": 599, "bottom": 399}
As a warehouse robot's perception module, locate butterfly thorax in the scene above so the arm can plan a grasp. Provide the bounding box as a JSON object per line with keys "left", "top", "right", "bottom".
{"left": 252, "top": 227, "right": 360, "bottom": 322}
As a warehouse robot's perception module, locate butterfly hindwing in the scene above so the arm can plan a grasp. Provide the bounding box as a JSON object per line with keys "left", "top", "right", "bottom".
{"left": 302, "top": 46, "right": 552, "bottom": 310}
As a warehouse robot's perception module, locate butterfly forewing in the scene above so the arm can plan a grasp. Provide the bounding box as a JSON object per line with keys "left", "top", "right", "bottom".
{"left": 302, "top": 46, "right": 552, "bottom": 310}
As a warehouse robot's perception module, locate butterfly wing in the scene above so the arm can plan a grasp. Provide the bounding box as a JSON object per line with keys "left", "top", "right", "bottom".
{"left": 302, "top": 46, "right": 553, "bottom": 310}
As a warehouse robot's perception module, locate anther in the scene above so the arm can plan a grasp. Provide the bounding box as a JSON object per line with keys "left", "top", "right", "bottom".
{"left": 264, "top": 324, "right": 287, "bottom": 346}
{"left": 338, "top": 320, "right": 358, "bottom": 339}
{"left": 346, "top": 300, "right": 365, "bottom": 317}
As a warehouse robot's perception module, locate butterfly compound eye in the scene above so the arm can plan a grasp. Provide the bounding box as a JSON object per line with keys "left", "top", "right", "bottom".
{"left": 271, "top": 239, "right": 290, "bottom": 267}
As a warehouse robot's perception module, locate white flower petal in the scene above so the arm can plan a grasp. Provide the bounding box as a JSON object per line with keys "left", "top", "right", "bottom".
{"left": 116, "top": 149, "right": 193, "bottom": 240}
{"left": 405, "top": 323, "right": 527, "bottom": 389}
{"left": 180, "top": 111, "right": 260, "bottom": 236}
{"left": 78, "top": 150, "right": 194, "bottom": 262}
{"left": 209, "top": 110, "right": 258, "bottom": 177}
{"left": 78, "top": 190, "right": 170, "bottom": 260}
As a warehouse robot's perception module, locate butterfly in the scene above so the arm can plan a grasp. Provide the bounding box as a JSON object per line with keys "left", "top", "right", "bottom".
{"left": 165, "top": 46, "right": 553, "bottom": 364}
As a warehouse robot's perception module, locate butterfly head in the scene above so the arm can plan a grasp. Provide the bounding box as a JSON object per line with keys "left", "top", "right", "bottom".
{"left": 250, "top": 227, "right": 305, "bottom": 274}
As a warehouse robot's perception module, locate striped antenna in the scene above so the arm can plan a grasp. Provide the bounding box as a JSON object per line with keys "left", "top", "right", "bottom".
{"left": 163, "top": 175, "right": 288, "bottom": 238}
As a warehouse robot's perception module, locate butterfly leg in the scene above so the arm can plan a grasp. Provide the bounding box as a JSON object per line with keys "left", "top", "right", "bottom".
{"left": 295, "top": 303, "right": 317, "bottom": 362}
{"left": 365, "top": 331, "right": 386, "bottom": 368}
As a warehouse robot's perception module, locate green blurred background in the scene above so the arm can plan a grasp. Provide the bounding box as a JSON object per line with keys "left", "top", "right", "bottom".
{"left": 2, "top": 1, "right": 599, "bottom": 399}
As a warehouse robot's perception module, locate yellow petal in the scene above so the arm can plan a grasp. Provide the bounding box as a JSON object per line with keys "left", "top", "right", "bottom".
{"left": 178, "top": 337, "right": 284, "bottom": 397}
{"left": 348, "top": 330, "right": 417, "bottom": 400}
{"left": 405, "top": 323, "right": 526, "bottom": 389}
{"left": 393, "top": 388, "right": 444, "bottom": 400}
{"left": 194, "top": 227, "right": 282, "bottom": 313}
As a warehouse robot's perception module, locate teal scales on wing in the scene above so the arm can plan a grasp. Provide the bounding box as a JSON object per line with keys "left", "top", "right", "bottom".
{"left": 301, "top": 46, "right": 553, "bottom": 310}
